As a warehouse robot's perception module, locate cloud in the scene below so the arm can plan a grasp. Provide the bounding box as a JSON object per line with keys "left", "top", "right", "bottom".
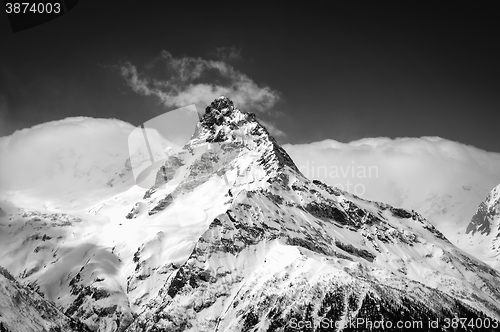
{"left": 119, "top": 51, "right": 280, "bottom": 114}
{"left": 0, "top": 117, "right": 136, "bottom": 190}
{"left": 282, "top": 137, "right": 500, "bottom": 234}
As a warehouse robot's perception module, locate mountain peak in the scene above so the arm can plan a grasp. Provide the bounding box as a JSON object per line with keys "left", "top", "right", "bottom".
{"left": 204, "top": 96, "right": 235, "bottom": 114}
{"left": 198, "top": 96, "right": 257, "bottom": 142}
{"left": 149, "top": 97, "right": 301, "bottom": 195}
{"left": 188, "top": 96, "right": 301, "bottom": 178}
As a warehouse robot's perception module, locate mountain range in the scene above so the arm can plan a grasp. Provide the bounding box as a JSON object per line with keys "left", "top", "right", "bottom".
{"left": 0, "top": 97, "right": 499, "bottom": 331}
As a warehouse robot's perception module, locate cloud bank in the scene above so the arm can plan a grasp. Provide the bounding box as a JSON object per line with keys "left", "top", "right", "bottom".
{"left": 0, "top": 117, "right": 135, "bottom": 190}
{"left": 283, "top": 137, "right": 500, "bottom": 234}
{"left": 119, "top": 51, "right": 279, "bottom": 114}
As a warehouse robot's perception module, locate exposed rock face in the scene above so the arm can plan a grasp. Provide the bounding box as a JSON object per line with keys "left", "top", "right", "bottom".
{"left": 467, "top": 202, "right": 492, "bottom": 235}
{"left": 154, "top": 156, "right": 184, "bottom": 187}
{"left": 467, "top": 184, "right": 500, "bottom": 236}
{"left": 1, "top": 97, "right": 500, "bottom": 331}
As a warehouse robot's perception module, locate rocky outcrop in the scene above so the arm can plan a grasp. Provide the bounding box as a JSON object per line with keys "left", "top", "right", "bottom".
{"left": 154, "top": 156, "right": 184, "bottom": 187}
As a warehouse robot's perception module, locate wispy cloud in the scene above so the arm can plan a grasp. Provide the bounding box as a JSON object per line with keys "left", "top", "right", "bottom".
{"left": 119, "top": 50, "right": 279, "bottom": 114}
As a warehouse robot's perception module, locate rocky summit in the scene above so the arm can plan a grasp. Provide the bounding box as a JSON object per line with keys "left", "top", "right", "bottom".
{"left": 1, "top": 97, "right": 500, "bottom": 331}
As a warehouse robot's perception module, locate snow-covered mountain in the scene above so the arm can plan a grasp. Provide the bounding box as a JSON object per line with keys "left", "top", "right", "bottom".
{"left": 462, "top": 184, "right": 500, "bottom": 270}
{"left": 1, "top": 97, "right": 500, "bottom": 331}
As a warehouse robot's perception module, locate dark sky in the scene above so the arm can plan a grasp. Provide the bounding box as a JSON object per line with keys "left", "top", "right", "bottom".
{"left": 1, "top": 0, "right": 499, "bottom": 152}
